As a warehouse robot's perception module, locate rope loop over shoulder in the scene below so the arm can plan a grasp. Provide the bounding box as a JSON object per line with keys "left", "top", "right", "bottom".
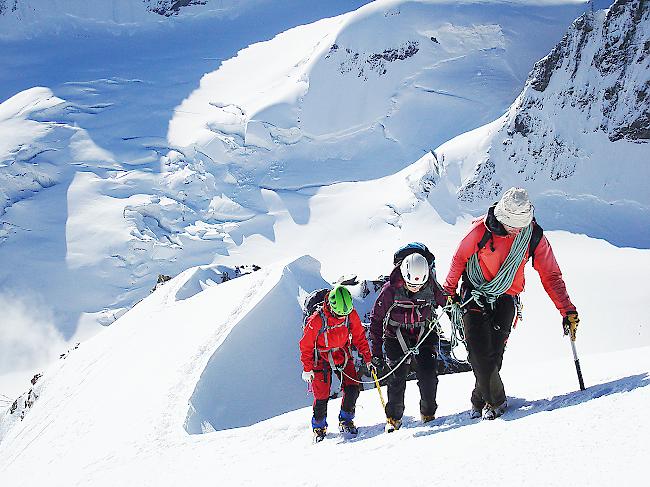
{"left": 466, "top": 223, "right": 533, "bottom": 308}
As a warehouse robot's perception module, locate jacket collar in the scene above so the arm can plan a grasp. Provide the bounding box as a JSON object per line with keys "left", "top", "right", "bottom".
{"left": 484, "top": 204, "right": 508, "bottom": 236}
{"left": 323, "top": 299, "right": 348, "bottom": 323}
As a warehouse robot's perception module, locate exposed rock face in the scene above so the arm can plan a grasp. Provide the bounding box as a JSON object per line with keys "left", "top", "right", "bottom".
{"left": 326, "top": 41, "right": 420, "bottom": 80}
{"left": 0, "top": 0, "right": 18, "bottom": 15}
{"left": 145, "top": 0, "right": 207, "bottom": 17}
{"left": 456, "top": 0, "right": 649, "bottom": 204}
{"left": 528, "top": 0, "right": 649, "bottom": 143}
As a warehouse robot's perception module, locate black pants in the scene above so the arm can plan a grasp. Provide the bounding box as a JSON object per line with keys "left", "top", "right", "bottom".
{"left": 384, "top": 332, "right": 438, "bottom": 420}
{"left": 463, "top": 294, "right": 515, "bottom": 409}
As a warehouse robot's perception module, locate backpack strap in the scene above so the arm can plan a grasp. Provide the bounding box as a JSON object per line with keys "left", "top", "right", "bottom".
{"left": 529, "top": 222, "right": 544, "bottom": 267}
{"left": 313, "top": 307, "right": 351, "bottom": 365}
{"left": 477, "top": 228, "right": 494, "bottom": 252}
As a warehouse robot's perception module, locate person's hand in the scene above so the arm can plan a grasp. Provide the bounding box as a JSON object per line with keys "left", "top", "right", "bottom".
{"left": 562, "top": 311, "right": 580, "bottom": 341}
{"left": 370, "top": 356, "right": 385, "bottom": 376}
{"left": 302, "top": 370, "right": 314, "bottom": 383}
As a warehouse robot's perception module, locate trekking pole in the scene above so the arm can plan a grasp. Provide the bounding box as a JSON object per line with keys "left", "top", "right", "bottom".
{"left": 370, "top": 368, "right": 387, "bottom": 413}
{"left": 569, "top": 338, "right": 586, "bottom": 391}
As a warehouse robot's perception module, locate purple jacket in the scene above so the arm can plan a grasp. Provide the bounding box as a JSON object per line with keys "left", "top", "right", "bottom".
{"left": 369, "top": 266, "right": 447, "bottom": 357}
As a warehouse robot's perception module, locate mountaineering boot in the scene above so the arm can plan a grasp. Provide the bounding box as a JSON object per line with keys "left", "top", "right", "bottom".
{"left": 385, "top": 417, "right": 402, "bottom": 433}
{"left": 338, "top": 410, "right": 358, "bottom": 436}
{"left": 313, "top": 427, "right": 327, "bottom": 443}
{"left": 469, "top": 408, "right": 483, "bottom": 419}
{"left": 483, "top": 400, "right": 507, "bottom": 420}
{"left": 421, "top": 414, "right": 436, "bottom": 424}
{"left": 311, "top": 416, "right": 328, "bottom": 442}
{"left": 338, "top": 419, "right": 358, "bottom": 435}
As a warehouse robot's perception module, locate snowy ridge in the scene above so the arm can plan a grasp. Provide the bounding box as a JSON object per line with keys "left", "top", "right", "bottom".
{"left": 427, "top": 0, "right": 650, "bottom": 247}
{"left": 0, "top": 251, "right": 649, "bottom": 486}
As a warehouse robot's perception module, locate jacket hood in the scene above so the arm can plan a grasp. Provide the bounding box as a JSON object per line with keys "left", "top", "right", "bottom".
{"left": 389, "top": 265, "right": 405, "bottom": 287}
{"left": 484, "top": 204, "right": 509, "bottom": 236}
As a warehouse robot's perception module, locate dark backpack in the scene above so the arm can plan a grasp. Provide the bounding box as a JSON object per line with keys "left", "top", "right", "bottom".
{"left": 393, "top": 242, "right": 435, "bottom": 267}
{"left": 302, "top": 288, "right": 330, "bottom": 328}
{"left": 477, "top": 221, "right": 544, "bottom": 266}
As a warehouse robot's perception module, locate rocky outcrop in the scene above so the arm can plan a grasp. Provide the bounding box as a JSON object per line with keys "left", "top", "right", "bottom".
{"left": 326, "top": 41, "right": 420, "bottom": 80}
{"left": 527, "top": 0, "right": 649, "bottom": 143}
{"left": 456, "top": 0, "right": 649, "bottom": 204}
{"left": 146, "top": 0, "right": 207, "bottom": 16}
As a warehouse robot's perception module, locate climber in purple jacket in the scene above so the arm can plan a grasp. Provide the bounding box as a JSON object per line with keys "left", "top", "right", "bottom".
{"left": 370, "top": 247, "right": 447, "bottom": 432}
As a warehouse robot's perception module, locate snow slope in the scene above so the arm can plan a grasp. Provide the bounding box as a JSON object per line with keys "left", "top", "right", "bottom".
{"left": 168, "top": 0, "right": 589, "bottom": 188}
{"left": 0, "top": 0, "right": 372, "bottom": 396}
{"left": 0, "top": 247, "right": 648, "bottom": 486}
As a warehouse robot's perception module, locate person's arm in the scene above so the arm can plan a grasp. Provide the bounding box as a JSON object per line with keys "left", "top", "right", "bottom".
{"left": 444, "top": 224, "right": 483, "bottom": 295}
{"left": 532, "top": 235, "right": 576, "bottom": 316}
{"left": 433, "top": 282, "right": 448, "bottom": 308}
{"left": 299, "top": 314, "right": 320, "bottom": 372}
{"left": 349, "top": 311, "right": 372, "bottom": 364}
{"left": 369, "top": 284, "right": 394, "bottom": 358}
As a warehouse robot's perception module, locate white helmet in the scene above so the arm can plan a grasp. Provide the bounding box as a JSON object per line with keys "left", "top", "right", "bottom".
{"left": 400, "top": 253, "right": 429, "bottom": 286}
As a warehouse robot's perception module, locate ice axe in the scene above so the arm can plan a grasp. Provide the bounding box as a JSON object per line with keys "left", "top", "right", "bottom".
{"left": 570, "top": 337, "right": 586, "bottom": 391}
{"left": 564, "top": 313, "right": 585, "bottom": 391}
{"left": 370, "top": 368, "right": 389, "bottom": 422}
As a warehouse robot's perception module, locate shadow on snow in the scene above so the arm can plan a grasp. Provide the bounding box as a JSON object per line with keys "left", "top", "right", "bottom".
{"left": 349, "top": 374, "right": 650, "bottom": 442}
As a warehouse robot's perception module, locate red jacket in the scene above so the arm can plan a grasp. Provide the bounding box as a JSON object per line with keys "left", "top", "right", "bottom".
{"left": 299, "top": 301, "right": 371, "bottom": 373}
{"left": 444, "top": 213, "right": 576, "bottom": 316}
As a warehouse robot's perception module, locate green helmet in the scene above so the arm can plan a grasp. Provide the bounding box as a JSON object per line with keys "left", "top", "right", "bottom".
{"left": 328, "top": 285, "right": 353, "bottom": 316}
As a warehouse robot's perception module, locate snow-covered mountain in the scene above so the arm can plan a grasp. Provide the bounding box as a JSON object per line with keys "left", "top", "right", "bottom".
{"left": 426, "top": 0, "right": 649, "bottom": 247}
{"left": 169, "top": 0, "right": 589, "bottom": 189}
{"left": 0, "top": 0, "right": 589, "bottom": 391}
{"left": 0, "top": 0, "right": 272, "bottom": 37}
{"left": 1, "top": 1, "right": 649, "bottom": 483}
{"left": 0, "top": 0, "right": 371, "bottom": 395}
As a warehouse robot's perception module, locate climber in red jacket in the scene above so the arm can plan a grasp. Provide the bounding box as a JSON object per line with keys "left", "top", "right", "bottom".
{"left": 444, "top": 187, "right": 579, "bottom": 420}
{"left": 299, "top": 285, "right": 372, "bottom": 442}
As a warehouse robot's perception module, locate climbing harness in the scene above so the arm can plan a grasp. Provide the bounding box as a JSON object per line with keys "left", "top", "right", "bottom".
{"left": 338, "top": 303, "right": 450, "bottom": 385}
{"left": 383, "top": 300, "right": 437, "bottom": 359}
{"left": 311, "top": 307, "right": 351, "bottom": 394}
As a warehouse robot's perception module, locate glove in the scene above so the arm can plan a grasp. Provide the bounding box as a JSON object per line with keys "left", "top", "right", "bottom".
{"left": 369, "top": 356, "right": 385, "bottom": 376}
{"left": 302, "top": 370, "right": 314, "bottom": 383}
{"left": 562, "top": 311, "right": 580, "bottom": 341}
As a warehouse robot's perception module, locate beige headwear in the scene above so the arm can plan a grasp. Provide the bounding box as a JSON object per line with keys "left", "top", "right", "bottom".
{"left": 494, "top": 187, "right": 533, "bottom": 228}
